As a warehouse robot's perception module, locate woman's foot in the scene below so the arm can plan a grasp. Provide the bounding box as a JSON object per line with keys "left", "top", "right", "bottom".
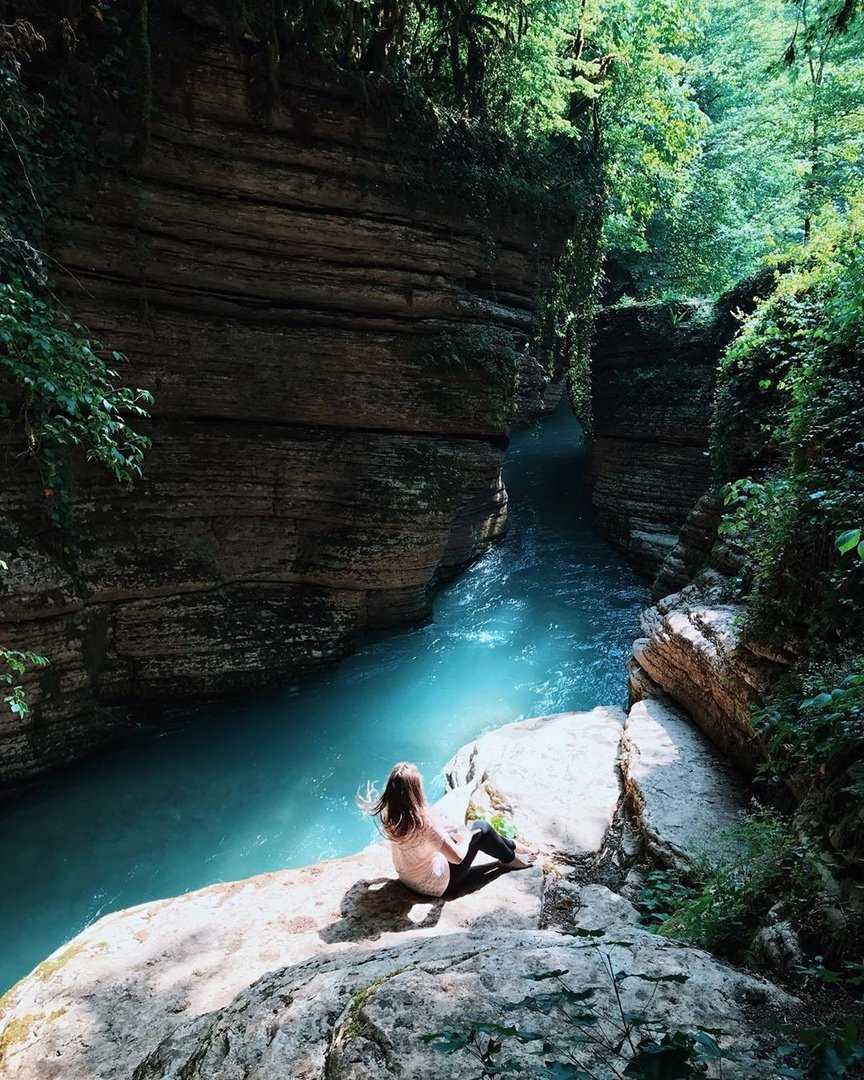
{"left": 503, "top": 852, "right": 535, "bottom": 870}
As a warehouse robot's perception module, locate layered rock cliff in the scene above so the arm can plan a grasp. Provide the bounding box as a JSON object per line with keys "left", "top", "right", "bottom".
{"left": 586, "top": 278, "right": 772, "bottom": 585}
{"left": 585, "top": 300, "right": 720, "bottom": 579}
{"left": 0, "top": 38, "right": 582, "bottom": 789}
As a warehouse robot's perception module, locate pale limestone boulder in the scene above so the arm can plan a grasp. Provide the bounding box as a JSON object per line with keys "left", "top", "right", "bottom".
{"left": 621, "top": 697, "right": 749, "bottom": 869}
{"left": 133, "top": 924, "right": 794, "bottom": 1079}
{"left": 573, "top": 884, "right": 642, "bottom": 932}
{"left": 0, "top": 844, "right": 543, "bottom": 1080}
{"left": 5, "top": 711, "right": 617, "bottom": 1079}
{"left": 445, "top": 707, "right": 626, "bottom": 856}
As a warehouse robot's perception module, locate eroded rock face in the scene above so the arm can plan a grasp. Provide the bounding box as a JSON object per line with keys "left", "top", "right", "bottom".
{"left": 132, "top": 926, "right": 792, "bottom": 1080}
{"left": 629, "top": 584, "right": 786, "bottom": 773}
{"left": 587, "top": 276, "right": 773, "bottom": 586}
{"left": 0, "top": 42, "right": 578, "bottom": 789}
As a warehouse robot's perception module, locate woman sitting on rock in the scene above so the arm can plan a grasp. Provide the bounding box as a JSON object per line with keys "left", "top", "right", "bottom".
{"left": 361, "top": 761, "right": 534, "bottom": 898}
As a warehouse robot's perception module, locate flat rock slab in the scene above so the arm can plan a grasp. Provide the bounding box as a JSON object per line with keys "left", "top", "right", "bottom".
{"left": 6, "top": 710, "right": 629, "bottom": 1079}
{"left": 0, "top": 845, "right": 542, "bottom": 1080}
{"left": 622, "top": 696, "right": 750, "bottom": 868}
{"left": 133, "top": 924, "right": 794, "bottom": 1079}
{"left": 445, "top": 707, "right": 626, "bottom": 856}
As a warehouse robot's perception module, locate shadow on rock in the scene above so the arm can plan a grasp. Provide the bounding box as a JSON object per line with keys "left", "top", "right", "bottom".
{"left": 319, "top": 877, "right": 445, "bottom": 944}
{"left": 319, "top": 864, "right": 509, "bottom": 945}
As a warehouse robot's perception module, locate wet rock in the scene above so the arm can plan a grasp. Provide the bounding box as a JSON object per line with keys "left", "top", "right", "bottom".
{"left": 621, "top": 696, "right": 750, "bottom": 868}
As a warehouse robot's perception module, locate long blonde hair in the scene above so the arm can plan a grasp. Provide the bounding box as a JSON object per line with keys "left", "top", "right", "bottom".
{"left": 358, "top": 761, "right": 428, "bottom": 840}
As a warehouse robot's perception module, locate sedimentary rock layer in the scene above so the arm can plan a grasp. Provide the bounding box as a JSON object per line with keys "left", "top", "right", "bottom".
{"left": 587, "top": 276, "right": 775, "bottom": 586}
{"left": 0, "top": 43, "right": 574, "bottom": 788}
{"left": 586, "top": 300, "right": 720, "bottom": 579}
{"left": 629, "top": 581, "right": 788, "bottom": 773}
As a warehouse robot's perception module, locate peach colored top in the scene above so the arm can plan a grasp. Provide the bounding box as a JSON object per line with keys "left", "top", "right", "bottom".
{"left": 388, "top": 817, "right": 460, "bottom": 897}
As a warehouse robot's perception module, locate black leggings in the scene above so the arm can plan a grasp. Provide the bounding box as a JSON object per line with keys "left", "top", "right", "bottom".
{"left": 447, "top": 819, "right": 516, "bottom": 891}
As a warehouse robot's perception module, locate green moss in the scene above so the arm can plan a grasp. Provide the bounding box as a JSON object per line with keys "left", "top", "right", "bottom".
{"left": 417, "top": 326, "right": 521, "bottom": 428}
{"left": 340, "top": 975, "right": 393, "bottom": 1043}
{"left": 33, "top": 942, "right": 86, "bottom": 983}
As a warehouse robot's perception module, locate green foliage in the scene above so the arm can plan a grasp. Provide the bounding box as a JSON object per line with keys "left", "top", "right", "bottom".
{"left": 1, "top": 10, "right": 153, "bottom": 517}
{"left": 536, "top": 218, "right": 605, "bottom": 427}
{"left": 835, "top": 528, "right": 864, "bottom": 561}
{"left": 609, "top": 0, "right": 864, "bottom": 298}
{"left": 711, "top": 197, "right": 864, "bottom": 649}
{"left": 778, "top": 1021, "right": 864, "bottom": 1080}
{"left": 637, "top": 869, "right": 695, "bottom": 930}
{"left": 753, "top": 657, "right": 864, "bottom": 780}
{"left": 641, "top": 811, "right": 822, "bottom": 955}
{"left": 0, "top": 556, "right": 49, "bottom": 719}
{"left": 0, "top": 648, "right": 48, "bottom": 719}
{"left": 0, "top": 282, "right": 153, "bottom": 499}
{"left": 0, "top": 11, "right": 152, "bottom": 716}
{"left": 419, "top": 326, "right": 521, "bottom": 425}
{"left": 598, "top": 0, "right": 709, "bottom": 283}
{"left": 465, "top": 804, "right": 520, "bottom": 839}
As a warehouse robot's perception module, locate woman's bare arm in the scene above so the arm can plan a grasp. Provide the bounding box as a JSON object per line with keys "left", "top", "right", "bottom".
{"left": 436, "top": 826, "right": 466, "bottom": 864}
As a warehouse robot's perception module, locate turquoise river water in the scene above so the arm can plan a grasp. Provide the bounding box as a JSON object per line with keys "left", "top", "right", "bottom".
{"left": 0, "top": 401, "right": 648, "bottom": 992}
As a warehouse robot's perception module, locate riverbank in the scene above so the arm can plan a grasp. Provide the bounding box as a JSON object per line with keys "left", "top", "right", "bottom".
{"left": 0, "top": 706, "right": 796, "bottom": 1079}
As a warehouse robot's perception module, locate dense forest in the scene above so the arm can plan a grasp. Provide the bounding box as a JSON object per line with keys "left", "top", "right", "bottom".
{"left": 1, "top": 0, "right": 864, "bottom": 1077}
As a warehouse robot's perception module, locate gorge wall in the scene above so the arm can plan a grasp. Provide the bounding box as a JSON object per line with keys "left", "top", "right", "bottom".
{"left": 585, "top": 300, "right": 719, "bottom": 580}
{"left": 586, "top": 282, "right": 768, "bottom": 586}
{"left": 0, "top": 34, "right": 581, "bottom": 789}
{"left": 589, "top": 281, "right": 793, "bottom": 767}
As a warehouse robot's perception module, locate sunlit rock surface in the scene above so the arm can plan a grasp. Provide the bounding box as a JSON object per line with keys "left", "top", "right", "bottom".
{"left": 629, "top": 584, "right": 786, "bottom": 772}
{"left": 0, "top": 39, "right": 578, "bottom": 788}
{"left": 0, "top": 711, "right": 602, "bottom": 1079}
{"left": 622, "top": 696, "right": 749, "bottom": 868}
{"left": 132, "top": 927, "right": 792, "bottom": 1080}
{"left": 0, "top": 709, "right": 792, "bottom": 1080}
{"left": 446, "top": 707, "right": 626, "bottom": 855}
